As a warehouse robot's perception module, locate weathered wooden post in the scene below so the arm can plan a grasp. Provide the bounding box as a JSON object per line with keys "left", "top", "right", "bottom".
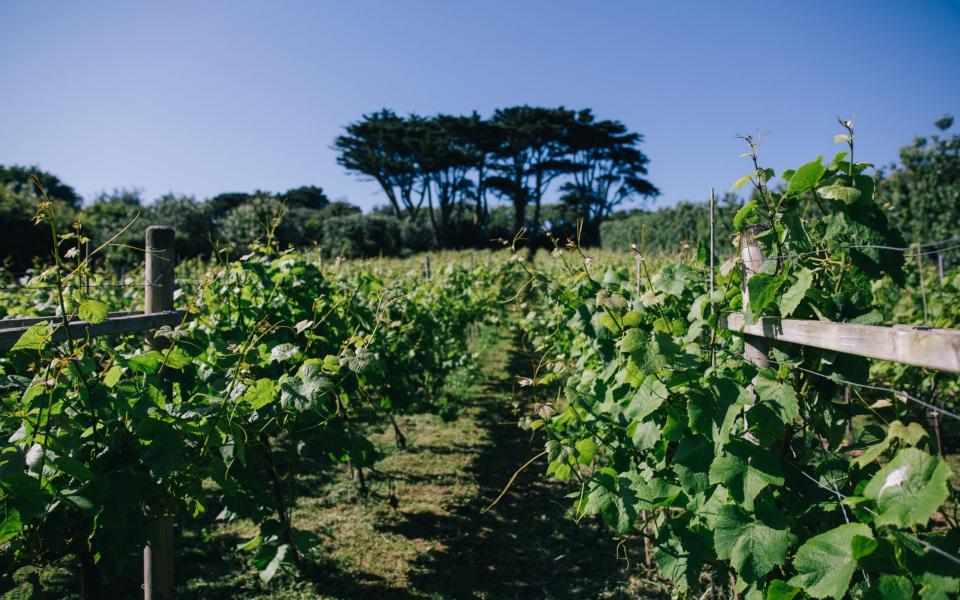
{"left": 84, "top": 240, "right": 91, "bottom": 296}
{"left": 916, "top": 245, "right": 929, "bottom": 325}
{"left": 938, "top": 253, "right": 945, "bottom": 285}
{"left": 709, "top": 188, "right": 715, "bottom": 297}
{"left": 143, "top": 226, "right": 175, "bottom": 600}
{"left": 741, "top": 225, "right": 770, "bottom": 369}
{"left": 632, "top": 253, "right": 640, "bottom": 298}
{"left": 424, "top": 255, "right": 431, "bottom": 280}
{"left": 740, "top": 225, "right": 769, "bottom": 450}
{"left": 145, "top": 226, "right": 175, "bottom": 323}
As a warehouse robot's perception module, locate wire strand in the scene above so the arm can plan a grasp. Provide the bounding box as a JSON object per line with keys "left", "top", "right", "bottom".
{"left": 786, "top": 460, "right": 960, "bottom": 568}
{"left": 766, "top": 358, "right": 960, "bottom": 424}
{"left": 738, "top": 235, "right": 960, "bottom": 265}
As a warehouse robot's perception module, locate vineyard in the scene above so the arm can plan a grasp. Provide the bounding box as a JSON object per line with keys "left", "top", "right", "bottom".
{"left": 2, "top": 125, "right": 960, "bottom": 600}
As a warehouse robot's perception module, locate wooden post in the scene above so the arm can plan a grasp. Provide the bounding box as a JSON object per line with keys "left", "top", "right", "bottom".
{"left": 709, "top": 188, "right": 715, "bottom": 297}
{"left": 740, "top": 226, "right": 769, "bottom": 444}
{"left": 636, "top": 230, "right": 652, "bottom": 566}
{"left": 84, "top": 240, "right": 91, "bottom": 296}
{"left": 144, "top": 226, "right": 175, "bottom": 600}
{"left": 424, "top": 255, "right": 431, "bottom": 280}
{"left": 916, "top": 245, "right": 929, "bottom": 325}
{"left": 145, "top": 226, "right": 175, "bottom": 321}
{"left": 937, "top": 253, "right": 945, "bottom": 285}
{"left": 741, "top": 225, "right": 769, "bottom": 369}
{"left": 635, "top": 252, "right": 642, "bottom": 297}
{"left": 844, "top": 386, "right": 854, "bottom": 444}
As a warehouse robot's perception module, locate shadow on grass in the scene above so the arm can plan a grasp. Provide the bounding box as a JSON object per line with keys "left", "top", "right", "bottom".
{"left": 376, "top": 334, "right": 664, "bottom": 600}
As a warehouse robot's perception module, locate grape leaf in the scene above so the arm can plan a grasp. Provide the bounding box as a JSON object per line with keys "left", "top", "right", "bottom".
{"left": 709, "top": 440, "right": 784, "bottom": 507}
{"left": 575, "top": 438, "right": 596, "bottom": 464}
{"left": 713, "top": 503, "right": 796, "bottom": 581}
{"left": 243, "top": 378, "right": 277, "bottom": 411}
{"left": 779, "top": 268, "right": 812, "bottom": 317}
{"left": 788, "top": 523, "right": 875, "bottom": 599}
{"left": 862, "top": 448, "right": 951, "bottom": 528}
{"left": 269, "top": 343, "right": 299, "bottom": 363}
{"left": 78, "top": 299, "right": 109, "bottom": 324}
{"left": 746, "top": 273, "right": 786, "bottom": 324}
{"left": 786, "top": 158, "right": 826, "bottom": 197}
{"left": 817, "top": 184, "right": 860, "bottom": 204}
{"left": 257, "top": 543, "right": 288, "bottom": 583}
{"left": 864, "top": 575, "right": 913, "bottom": 600}
{"left": 625, "top": 377, "right": 669, "bottom": 421}
{"left": 751, "top": 370, "right": 799, "bottom": 423}
{"left": 0, "top": 508, "right": 22, "bottom": 543}
{"left": 11, "top": 322, "right": 51, "bottom": 351}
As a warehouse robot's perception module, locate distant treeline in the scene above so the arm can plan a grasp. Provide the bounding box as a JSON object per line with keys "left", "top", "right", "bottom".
{"left": 333, "top": 106, "right": 659, "bottom": 247}
{"left": 600, "top": 194, "right": 743, "bottom": 257}
{"left": 0, "top": 176, "right": 365, "bottom": 269}
{"left": 1, "top": 115, "right": 956, "bottom": 269}
{"left": 0, "top": 170, "right": 591, "bottom": 269}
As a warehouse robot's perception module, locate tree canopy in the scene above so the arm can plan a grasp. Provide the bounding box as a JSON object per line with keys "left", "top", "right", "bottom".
{"left": 335, "top": 105, "right": 659, "bottom": 246}
{"left": 878, "top": 115, "right": 960, "bottom": 247}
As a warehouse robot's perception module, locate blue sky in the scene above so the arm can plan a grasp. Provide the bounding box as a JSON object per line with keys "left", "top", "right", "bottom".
{"left": 1, "top": 1, "right": 958, "bottom": 211}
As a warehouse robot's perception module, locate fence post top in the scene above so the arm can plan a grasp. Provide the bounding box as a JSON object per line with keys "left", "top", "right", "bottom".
{"left": 146, "top": 226, "right": 176, "bottom": 248}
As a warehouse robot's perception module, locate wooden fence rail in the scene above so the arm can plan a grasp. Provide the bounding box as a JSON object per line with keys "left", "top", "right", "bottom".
{"left": 1, "top": 226, "right": 180, "bottom": 600}
{"left": 728, "top": 225, "right": 960, "bottom": 375}
{"left": 0, "top": 310, "right": 185, "bottom": 351}
{"left": 721, "top": 312, "right": 960, "bottom": 374}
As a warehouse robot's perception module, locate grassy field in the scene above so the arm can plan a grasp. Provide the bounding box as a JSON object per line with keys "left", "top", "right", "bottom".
{"left": 169, "top": 324, "right": 668, "bottom": 600}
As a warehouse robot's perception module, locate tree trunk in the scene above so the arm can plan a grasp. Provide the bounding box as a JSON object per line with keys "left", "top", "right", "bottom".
{"left": 474, "top": 163, "right": 487, "bottom": 227}
{"left": 513, "top": 196, "right": 526, "bottom": 238}
{"left": 532, "top": 167, "right": 544, "bottom": 235}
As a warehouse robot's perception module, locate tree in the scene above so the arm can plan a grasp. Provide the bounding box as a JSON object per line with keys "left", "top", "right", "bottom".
{"left": 557, "top": 110, "right": 659, "bottom": 243}
{"left": 0, "top": 183, "right": 76, "bottom": 270}
{"left": 217, "top": 194, "right": 292, "bottom": 255}
{"left": 334, "top": 110, "right": 424, "bottom": 220}
{"left": 0, "top": 164, "right": 83, "bottom": 210}
{"left": 148, "top": 193, "right": 213, "bottom": 259}
{"left": 461, "top": 112, "right": 499, "bottom": 228}
{"left": 319, "top": 213, "right": 431, "bottom": 258}
{"left": 82, "top": 188, "right": 146, "bottom": 269}
{"left": 599, "top": 193, "right": 742, "bottom": 256}
{"left": 207, "top": 192, "right": 254, "bottom": 223}
{"left": 280, "top": 185, "right": 330, "bottom": 210}
{"left": 878, "top": 115, "right": 960, "bottom": 246}
{"left": 486, "top": 106, "right": 578, "bottom": 236}
{"left": 418, "top": 115, "right": 477, "bottom": 245}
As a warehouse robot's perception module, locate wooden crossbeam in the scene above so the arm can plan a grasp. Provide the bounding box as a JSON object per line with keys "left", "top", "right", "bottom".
{"left": 722, "top": 312, "right": 960, "bottom": 373}
{"left": 0, "top": 311, "right": 138, "bottom": 329}
{"left": 0, "top": 310, "right": 186, "bottom": 351}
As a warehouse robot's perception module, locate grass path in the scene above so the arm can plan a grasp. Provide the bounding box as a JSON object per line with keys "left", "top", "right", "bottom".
{"left": 176, "top": 324, "right": 666, "bottom": 599}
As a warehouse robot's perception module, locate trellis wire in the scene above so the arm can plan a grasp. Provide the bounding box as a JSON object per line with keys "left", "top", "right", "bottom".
{"left": 737, "top": 234, "right": 960, "bottom": 265}
{"left": 765, "top": 357, "right": 960, "bottom": 424}
{"left": 0, "top": 279, "right": 206, "bottom": 291}
{"left": 787, "top": 460, "right": 960, "bottom": 568}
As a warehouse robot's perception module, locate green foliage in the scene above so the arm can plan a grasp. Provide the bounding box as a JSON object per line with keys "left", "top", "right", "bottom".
{"left": 599, "top": 194, "right": 743, "bottom": 257}
{"left": 787, "top": 523, "right": 875, "bottom": 599}
{"left": 0, "top": 202, "right": 509, "bottom": 592}
{"left": 513, "top": 124, "right": 958, "bottom": 599}
{"left": 879, "top": 115, "right": 960, "bottom": 249}
{"left": 319, "top": 213, "right": 433, "bottom": 258}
